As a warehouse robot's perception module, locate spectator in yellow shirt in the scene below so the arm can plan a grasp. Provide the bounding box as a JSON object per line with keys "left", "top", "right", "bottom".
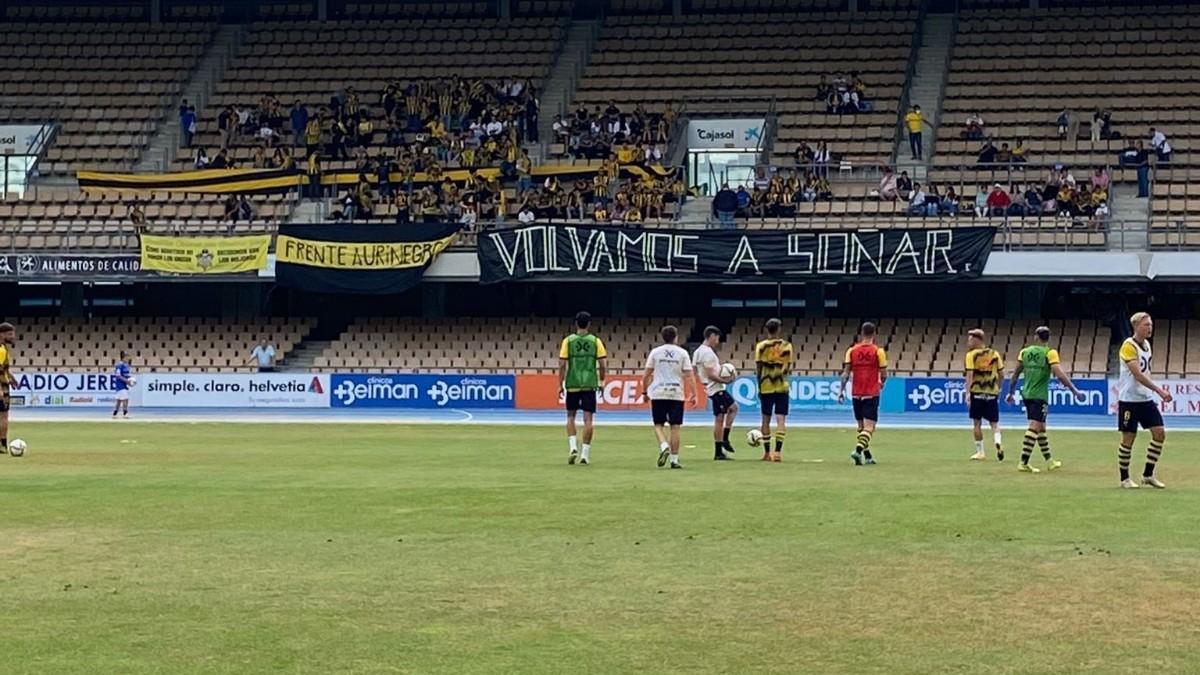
{"left": 904, "top": 105, "right": 931, "bottom": 160}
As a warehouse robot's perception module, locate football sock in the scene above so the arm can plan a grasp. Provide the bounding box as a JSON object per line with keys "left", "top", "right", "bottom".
{"left": 670, "top": 453, "right": 680, "bottom": 466}
{"left": 581, "top": 443, "right": 590, "bottom": 461}
{"left": 568, "top": 435, "right": 578, "bottom": 454}
{"left": 660, "top": 441, "right": 670, "bottom": 453}
{"left": 1036, "top": 432, "right": 1051, "bottom": 460}
{"left": 855, "top": 430, "right": 872, "bottom": 454}
{"left": 714, "top": 441, "right": 723, "bottom": 457}
{"left": 1020, "top": 429, "right": 1037, "bottom": 465}
{"left": 974, "top": 440, "right": 984, "bottom": 454}
{"left": 774, "top": 430, "right": 786, "bottom": 454}
{"left": 1144, "top": 440, "right": 1164, "bottom": 477}
{"left": 993, "top": 430, "right": 1003, "bottom": 452}
{"left": 1118, "top": 444, "right": 1133, "bottom": 481}
{"left": 721, "top": 426, "right": 735, "bottom": 453}
{"left": 0, "top": 437, "right": 6, "bottom": 449}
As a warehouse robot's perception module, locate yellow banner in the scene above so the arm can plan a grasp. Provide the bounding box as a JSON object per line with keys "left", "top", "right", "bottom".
{"left": 140, "top": 235, "right": 271, "bottom": 274}
{"left": 274, "top": 233, "right": 458, "bottom": 270}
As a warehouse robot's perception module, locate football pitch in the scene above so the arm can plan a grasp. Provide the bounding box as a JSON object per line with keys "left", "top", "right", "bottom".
{"left": 4, "top": 421, "right": 1200, "bottom": 674}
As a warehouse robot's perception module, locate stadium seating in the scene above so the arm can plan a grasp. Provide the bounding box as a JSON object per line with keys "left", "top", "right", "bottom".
{"left": 572, "top": 10, "right": 914, "bottom": 169}
{"left": 0, "top": 188, "right": 290, "bottom": 251}
{"left": 180, "top": 16, "right": 564, "bottom": 173}
{"left": 312, "top": 315, "right": 1110, "bottom": 377}
{"left": 14, "top": 316, "right": 315, "bottom": 373}
{"left": 314, "top": 316, "right": 692, "bottom": 373}
{"left": 721, "top": 317, "right": 1109, "bottom": 377}
{"left": 936, "top": 6, "right": 1198, "bottom": 170}
{"left": 0, "top": 17, "right": 218, "bottom": 177}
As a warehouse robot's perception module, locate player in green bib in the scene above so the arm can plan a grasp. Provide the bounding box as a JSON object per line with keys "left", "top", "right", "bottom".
{"left": 1005, "top": 326, "right": 1086, "bottom": 473}
{"left": 559, "top": 311, "right": 607, "bottom": 465}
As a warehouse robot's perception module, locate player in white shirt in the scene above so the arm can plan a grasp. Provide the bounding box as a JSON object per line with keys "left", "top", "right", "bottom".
{"left": 692, "top": 326, "right": 738, "bottom": 461}
{"left": 637, "top": 325, "right": 696, "bottom": 469}
{"left": 1116, "top": 312, "right": 1173, "bottom": 489}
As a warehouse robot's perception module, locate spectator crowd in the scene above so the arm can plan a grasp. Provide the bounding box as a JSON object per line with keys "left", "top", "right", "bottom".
{"left": 552, "top": 101, "right": 673, "bottom": 161}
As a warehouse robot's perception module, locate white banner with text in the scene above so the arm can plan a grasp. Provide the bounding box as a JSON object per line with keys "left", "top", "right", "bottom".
{"left": 139, "top": 373, "right": 331, "bottom": 408}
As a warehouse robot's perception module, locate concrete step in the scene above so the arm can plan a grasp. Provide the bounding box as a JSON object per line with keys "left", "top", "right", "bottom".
{"left": 133, "top": 24, "right": 245, "bottom": 172}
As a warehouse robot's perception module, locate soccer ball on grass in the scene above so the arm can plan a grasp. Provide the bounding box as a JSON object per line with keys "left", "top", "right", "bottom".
{"left": 9, "top": 438, "right": 27, "bottom": 457}
{"left": 746, "top": 429, "right": 764, "bottom": 447}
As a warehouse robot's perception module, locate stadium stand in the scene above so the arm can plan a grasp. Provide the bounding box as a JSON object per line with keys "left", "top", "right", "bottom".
{"left": 568, "top": 9, "right": 914, "bottom": 169}
{"left": 314, "top": 316, "right": 691, "bottom": 373}
{"left": 179, "top": 14, "right": 562, "bottom": 173}
{"left": 724, "top": 317, "right": 1109, "bottom": 377}
{"left": 0, "top": 13, "right": 218, "bottom": 177}
{"left": 310, "top": 316, "right": 1110, "bottom": 378}
{"left": 14, "top": 316, "right": 313, "bottom": 373}
{"left": 0, "top": 189, "right": 289, "bottom": 251}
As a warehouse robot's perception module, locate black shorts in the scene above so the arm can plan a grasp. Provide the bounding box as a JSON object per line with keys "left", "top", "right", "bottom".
{"left": 759, "top": 392, "right": 789, "bottom": 417}
{"left": 969, "top": 396, "right": 1000, "bottom": 423}
{"left": 651, "top": 399, "right": 685, "bottom": 426}
{"left": 1118, "top": 400, "right": 1164, "bottom": 433}
{"left": 709, "top": 390, "right": 735, "bottom": 416}
{"left": 565, "top": 390, "right": 597, "bottom": 414}
{"left": 852, "top": 397, "right": 880, "bottom": 422}
{"left": 1025, "top": 399, "right": 1048, "bottom": 423}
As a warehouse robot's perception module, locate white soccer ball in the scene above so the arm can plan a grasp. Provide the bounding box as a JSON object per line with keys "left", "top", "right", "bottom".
{"left": 746, "top": 429, "right": 764, "bottom": 447}
{"left": 9, "top": 438, "right": 26, "bottom": 457}
{"left": 127, "top": 376, "right": 137, "bottom": 388}
{"left": 719, "top": 363, "right": 737, "bottom": 379}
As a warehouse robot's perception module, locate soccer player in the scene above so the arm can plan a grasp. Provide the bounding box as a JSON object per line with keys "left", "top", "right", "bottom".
{"left": 638, "top": 325, "right": 695, "bottom": 469}
{"left": 692, "top": 325, "right": 738, "bottom": 461}
{"left": 754, "top": 318, "right": 793, "bottom": 462}
{"left": 838, "top": 322, "right": 887, "bottom": 466}
{"left": 964, "top": 329, "right": 1005, "bottom": 461}
{"left": 113, "top": 351, "right": 133, "bottom": 418}
{"left": 1115, "top": 312, "right": 1173, "bottom": 489}
{"left": 0, "top": 322, "right": 16, "bottom": 453}
{"left": 558, "top": 311, "right": 607, "bottom": 465}
{"left": 1004, "top": 325, "right": 1086, "bottom": 474}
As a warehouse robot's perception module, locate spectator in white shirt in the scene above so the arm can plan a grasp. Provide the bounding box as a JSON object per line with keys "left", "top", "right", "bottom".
{"left": 248, "top": 338, "right": 276, "bottom": 372}
{"left": 907, "top": 182, "right": 930, "bottom": 216}
{"left": 1150, "top": 128, "right": 1171, "bottom": 163}
{"left": 518, "top": 204, "right": 536, "bottom": 224}
{"left": 964, "top": 113, "right": 984, "bottom": 140}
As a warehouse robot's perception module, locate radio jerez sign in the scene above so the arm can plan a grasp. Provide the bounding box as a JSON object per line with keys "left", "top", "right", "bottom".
{"left": 478, "top": 225, "right": 996, "bottom": 283}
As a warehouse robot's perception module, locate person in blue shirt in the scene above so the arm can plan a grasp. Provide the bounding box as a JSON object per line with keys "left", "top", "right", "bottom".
{"left": 113, "top": 351, "right": 133, "bottom": 418}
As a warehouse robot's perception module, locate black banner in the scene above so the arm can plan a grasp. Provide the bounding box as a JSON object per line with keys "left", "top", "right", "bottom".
{"left": 478, "top": 225, "right": 997, "bottom": 283}
{"left": 0, "top": 254, "right": 143, "bottom": 279}
{"left": 275, "top": 222, "right": 461, "bottom": 294}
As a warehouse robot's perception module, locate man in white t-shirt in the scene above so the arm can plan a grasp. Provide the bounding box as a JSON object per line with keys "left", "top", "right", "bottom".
{"left": 638, "top": 325, "right": 695, "bottom": 469}
{"left": 1116, "top": 311, "right": 1172, "bottom": 489}
{"left": 693, "top": 325, "right": 738, "bottom": 461}
{"left": 248, "top": 337, "right": 277, "bottom": 373}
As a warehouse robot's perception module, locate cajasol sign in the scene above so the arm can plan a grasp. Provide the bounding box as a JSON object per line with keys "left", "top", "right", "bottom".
{"left": 686, "top": 118, "right": 767, "bottom": 150}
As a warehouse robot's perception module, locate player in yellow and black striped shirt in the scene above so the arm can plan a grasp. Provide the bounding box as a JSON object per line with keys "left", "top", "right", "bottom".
{"left": 964, "top": 328, "right": 1005, "bottom": 461}
{"left": 754, "top": 318, "right": 793, "bottom": 461}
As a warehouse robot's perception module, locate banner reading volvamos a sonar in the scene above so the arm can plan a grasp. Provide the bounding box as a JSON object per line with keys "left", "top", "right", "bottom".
{"left": 478, "top": 225, "right": 997, "bottom": 283}
{"left": 274, "top": 223, "right": 461, "bottom": 294}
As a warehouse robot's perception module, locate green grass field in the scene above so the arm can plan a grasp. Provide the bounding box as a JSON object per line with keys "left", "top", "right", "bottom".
{"left": 3, "top": 421, "right": 1200, "bottom": 674}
